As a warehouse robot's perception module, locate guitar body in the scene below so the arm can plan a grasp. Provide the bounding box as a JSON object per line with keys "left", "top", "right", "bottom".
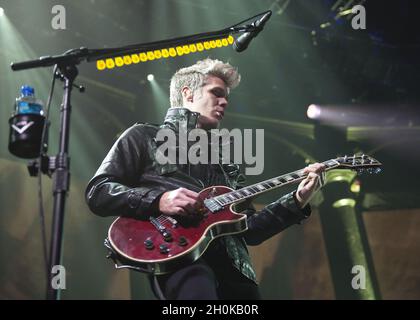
{"left": 107, "top": 185, "right": 247, "bottom": 275}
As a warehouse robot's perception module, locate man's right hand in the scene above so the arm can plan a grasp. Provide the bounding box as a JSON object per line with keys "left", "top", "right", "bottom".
{"left": 159, "top": 188, "right": 201, "bottom": 216}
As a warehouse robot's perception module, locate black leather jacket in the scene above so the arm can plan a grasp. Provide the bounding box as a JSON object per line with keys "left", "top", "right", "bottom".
{"left": 85, "top": 108, "right": 311, "bottom": 282}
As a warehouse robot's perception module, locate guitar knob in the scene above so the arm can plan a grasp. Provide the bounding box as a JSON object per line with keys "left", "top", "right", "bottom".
{"left": 159, "top": 244, "right": 169, "bottom": 254}
{"left": 163, "top": 231, "right": 173, "bottom": 242}
{"left": 178, "top": 236, "right": 188, "bottom": 246}
{"left": 144, "top": 239, "right": 154, "bottom": 250}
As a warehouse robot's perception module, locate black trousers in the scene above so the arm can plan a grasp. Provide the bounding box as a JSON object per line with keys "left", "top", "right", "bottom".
{"left": 153, "top": 244, "right": 261, "bottom": 300}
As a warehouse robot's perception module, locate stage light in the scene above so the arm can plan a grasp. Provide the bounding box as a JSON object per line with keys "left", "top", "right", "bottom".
{"left": 147, "top": 51, "right": 155, "bottom": 60}
{"left": 350, "top": 179, "right": 361, "bottom": 193}
{"left": 139, "top": 53, "right": 147, "bottom": 62}
{"left": 320, "top": 22, "right": 331, "bottom": 29}
{"left": 96, "top": 60, "right": 106, "bottom": 70}
{"left": 106, "top": 58, "right": 115, "bottom": 69}
{"left": 169, "top": 47, "right": 176, "bottom": 57}
{"left": 189, "top": 44, "right": 197, "bottom": 52}
{"left": 131, "top": 54, "right": 140, "bottom": 63}
{"left": 332, "top": 198, "right": 356, "bottom": 208}
{"left": 123, "top": 55, "right": 132, "bottom": 65}
{"left": 147, "top": 74, "right": 154, "bottom": 82}
{"left": 161, "top": 49, "right": 169, "bottom": 58}
{"left": 0, "top": 8, "right": 4, "bottom": 17}
{"left": 95, "top": 35, "right": 235, "bottom": 71}
{"left": 115, "top": 57, "right": 124, "bottom": 67}
{"left": 153, "top": 50, "right": 162, "bottom": 59}
{"left": 176, "top": 46, "right": 184, "bottom": 56}
{"left": 307, "top": 104, "right": 321, "bottom": 119}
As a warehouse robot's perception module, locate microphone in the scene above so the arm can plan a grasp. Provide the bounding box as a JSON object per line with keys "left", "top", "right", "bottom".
{"left": 233, "top": 11, "right": 272, "bottom": 52}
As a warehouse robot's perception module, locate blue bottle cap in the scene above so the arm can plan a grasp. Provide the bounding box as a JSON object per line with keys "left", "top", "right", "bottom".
{"left": 21, "top": 85, "right": 35, "bottom": 96}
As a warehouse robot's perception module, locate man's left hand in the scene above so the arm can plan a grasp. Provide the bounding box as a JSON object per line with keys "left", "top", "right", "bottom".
{"left": 295, "top": 163, "right": 326, "bottom": 209}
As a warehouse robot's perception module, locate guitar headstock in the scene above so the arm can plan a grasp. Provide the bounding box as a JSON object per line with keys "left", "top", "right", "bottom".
{"left": 335, "top": 154, "right": 382, "bottom": 174}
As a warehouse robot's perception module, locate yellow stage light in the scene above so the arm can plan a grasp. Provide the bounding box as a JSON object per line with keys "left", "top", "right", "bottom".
{"left": 189, "top": 44, "right": 197, "bottom": 52}
{"left": 182, "top": 45, "right": 190, "bottom": 54}
{"left": 147, "top": 51, "right": 155, "bottom": 60}
{"left": 131, "top": 54, "right": 140, "bottom": 63}
{"left": 161, "top": 49, "right": 169, "bottom": 58}
{"left": 123, "top": 55, "right": 132, "bottom": 65}
{"left": 139, "top": 53, "right": 147, "bottom": 62}
{"left": 115, "top": 57, "right": 124, "bottom": 67}
{"left": 332, "top": 198, "right": 356, "bottom": 208}
{"left": 350, "top": 180, "right": 361, "bottom": 193}
{"left": 176, "top": 46, "right": 184, "bottom": 56}
{"left": 154, "top": 50, "right": 162, "bottom": 59}
{"left": 169, "top": 47, "right": 176, "bottom": 57}
{"left": 106, "top": 58, "right": 115, "bottom": 69}
{"left": 97, "top": 60, "right": 106, "bottom": 70}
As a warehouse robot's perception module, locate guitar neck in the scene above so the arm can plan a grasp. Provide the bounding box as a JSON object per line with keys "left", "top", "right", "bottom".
{"left": 212, "top": 159, "right": 341, "bottom": 206}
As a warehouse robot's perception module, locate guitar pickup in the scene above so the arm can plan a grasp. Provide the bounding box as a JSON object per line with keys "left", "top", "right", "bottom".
{"left": 150, "top": 217, "right": 173, "bottom": 242}
{"left": 204, "top": 199, "right": 223, "bottom": 213}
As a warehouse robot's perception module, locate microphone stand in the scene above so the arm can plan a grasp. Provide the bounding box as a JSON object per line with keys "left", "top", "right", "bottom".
{"left": 48, "top": 64, "right": 76, "bottom": 300}
{"left": 10, "top": 10, "right": 270, "bottom": 300}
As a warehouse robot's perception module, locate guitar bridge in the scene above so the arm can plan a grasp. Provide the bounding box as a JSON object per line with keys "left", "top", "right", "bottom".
{"left": 150, "top": 217, "right": 173, "bottom": 242}
{"left": 204, "top": 198, "right": 223, "bottom": 213}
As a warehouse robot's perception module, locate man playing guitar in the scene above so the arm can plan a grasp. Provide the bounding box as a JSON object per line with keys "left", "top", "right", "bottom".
{"left": 86, "top": 58, "right": 326, "bottom": 299}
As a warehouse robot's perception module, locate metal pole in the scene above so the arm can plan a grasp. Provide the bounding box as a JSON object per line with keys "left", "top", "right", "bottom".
{"left": 46, "top": 64, "right": 77, "bottom": 300}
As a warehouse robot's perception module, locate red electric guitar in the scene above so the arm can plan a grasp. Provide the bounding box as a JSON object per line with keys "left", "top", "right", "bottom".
{"left": 105, "top": 155, "right": 381, "bottom": 274}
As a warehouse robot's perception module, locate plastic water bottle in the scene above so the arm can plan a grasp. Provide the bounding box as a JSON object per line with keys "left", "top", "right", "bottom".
{"left": 8, "top": 85, "right": 46, "bottom": 158}
{"left": 15, "top": 85, "right": 45, "bottom": 116}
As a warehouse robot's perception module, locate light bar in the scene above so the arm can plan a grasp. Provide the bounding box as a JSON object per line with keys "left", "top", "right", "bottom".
{"left": 96, "top": 35, "right": 234, "bottom": 71}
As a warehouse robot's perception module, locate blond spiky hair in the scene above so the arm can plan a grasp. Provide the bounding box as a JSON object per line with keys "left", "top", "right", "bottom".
{"left": 169, "top": 58, "right": 241, "bottom": 108}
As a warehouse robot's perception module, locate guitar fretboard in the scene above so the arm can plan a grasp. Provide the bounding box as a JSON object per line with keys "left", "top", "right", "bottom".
{"left": 212, "top": 159, "right": 340, "bottom": 206}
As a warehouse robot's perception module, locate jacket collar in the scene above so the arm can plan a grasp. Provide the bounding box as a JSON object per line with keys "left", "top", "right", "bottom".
{"left": 163, "top": 107, "right": 200, "bottom": 132}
